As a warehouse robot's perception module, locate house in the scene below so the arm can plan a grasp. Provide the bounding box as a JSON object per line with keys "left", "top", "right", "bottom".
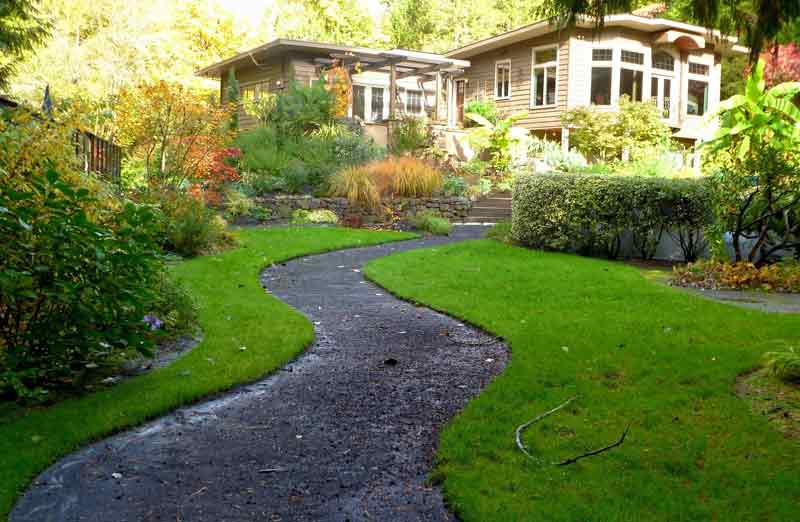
{"left": 198, "top": 13, "right": 746, "bottom": 149}
{"left": 196, "top": 39, "right": 468, "bottom": 145}
{"left": 446, "top": 14, "right": 747, "bottom": 148}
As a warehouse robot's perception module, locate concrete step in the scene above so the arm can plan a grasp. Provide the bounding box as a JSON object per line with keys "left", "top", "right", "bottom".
{"left": 469, "top": 208, "right": 512, "bottom": 218}
{"left": 479, "top": 200, "right": 512, "bottom": 209}
{"left": 461, "top": 216, "right": 508, "bottom": 224}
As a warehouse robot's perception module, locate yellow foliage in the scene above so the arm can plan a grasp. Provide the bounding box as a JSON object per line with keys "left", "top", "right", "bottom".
{"left": 329, "top": 156, "right": 444, "bottom": 207}
{"left": 673, "top": 260, "right": 800, "bottom": 292}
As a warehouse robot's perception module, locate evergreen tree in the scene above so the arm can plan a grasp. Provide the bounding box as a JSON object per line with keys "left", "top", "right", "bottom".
{"left": 0, "top": 0, "right": 50, "bottom": 89}
{"left": 226, "top": 67, "right": 240, "bottom": 132}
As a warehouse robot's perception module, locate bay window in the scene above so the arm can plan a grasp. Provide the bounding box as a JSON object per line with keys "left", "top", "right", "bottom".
{"left": 619, "top": 50, "right": 644, "bottom": 102}
{"left": 531, "top": 46, "right": 558, "bottom": 107}
{"left": 687, "top": 60, "right": 710, "bottom": 116}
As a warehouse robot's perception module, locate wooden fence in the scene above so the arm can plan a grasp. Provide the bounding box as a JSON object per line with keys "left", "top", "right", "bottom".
{"left": 75, "top": 131, "right": 122, "bottom": 181}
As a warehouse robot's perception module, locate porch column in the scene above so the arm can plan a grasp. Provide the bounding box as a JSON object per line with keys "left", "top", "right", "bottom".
{"left": 434, "top": 71, "right": 442, "bottom": 122}
{"left": 389, "top": 64, "right": 397, "bottom": 119}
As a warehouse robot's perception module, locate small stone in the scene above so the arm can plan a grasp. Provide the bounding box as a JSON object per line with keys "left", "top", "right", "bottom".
{"left": 111, "top": 472, "right": 123, "bottom": 480}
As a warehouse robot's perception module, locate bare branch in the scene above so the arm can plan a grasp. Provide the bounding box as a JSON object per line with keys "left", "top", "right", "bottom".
{"left": 557, "top": 423, "right": 631, "bottom": 466}
{"left": 515, "top": 396, "right": 579, "bottom": 461}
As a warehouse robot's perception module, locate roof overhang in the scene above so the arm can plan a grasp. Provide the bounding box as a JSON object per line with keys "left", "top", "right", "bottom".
{"left": 653, "top": 30, "right": 705, "bottom": 50}
{"left": 196, "top": 39, "right": 470, "bottom": 79}
{"left": 446, "top": 14, "right": 749, "bottom": 59}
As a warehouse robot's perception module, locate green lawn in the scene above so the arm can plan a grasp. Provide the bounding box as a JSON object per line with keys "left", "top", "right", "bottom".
{"left": 364, "top": 240, "right": 800, "bottom": 521}
{"left": 0, "top": 226, "right": 414, "bottom": 519}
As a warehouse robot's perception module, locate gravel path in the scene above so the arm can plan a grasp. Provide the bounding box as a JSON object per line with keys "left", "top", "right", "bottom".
{"left": 12, "top": 227, "right": 509, "bottom": 522}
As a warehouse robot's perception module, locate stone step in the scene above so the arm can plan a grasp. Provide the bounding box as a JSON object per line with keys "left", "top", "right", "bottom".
{"left": 469, "top": 208, "right": 512, "bottom": 218}
{"left": 478, "top": 200, "right": 512, "bottom": 208}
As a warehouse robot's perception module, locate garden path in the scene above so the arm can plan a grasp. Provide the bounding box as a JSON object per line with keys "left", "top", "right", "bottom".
{"left": 12, "top": 226, "right": 508, "bottom": 522}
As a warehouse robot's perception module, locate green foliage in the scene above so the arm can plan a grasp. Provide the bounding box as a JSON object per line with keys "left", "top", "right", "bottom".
{"left": 442, "top": 174, "right": 469, "bottom": 197}
{"left": 0, "top": 0, "right": 50, "bottom": 89}
{"left": 704, "top": 60, "right": 800, "bottom": 264}
{"left": 763, "top": 349, "right": 800, "bottom": 382}
{"left": 463, "top": 99, "right": 498, "bottom": 127}
{"left": 411, "top": 210, "right": 452, "bottom": 235}
{"left": 484, "top": 220, "right": 512, "bottom": 242}
{"left": 466, "top": 110, "right": 529, "bottom": 176}
{"left": 242, "top": 93, "right": 277, "bottom": 126}
{"left": 562, "top": 96, "right": 672, "bottom": 163}
{"left": 268, "top": 79, "right": 335, "bottom": 137}
{"left": 0, "top": 168, "right": 164, "bottom": 399}
{"left": 291, "top": 208, "right": 339, "bottom": 225}
{"left": 148, "top": 190, "right": 232, "bottom": 257}
{"left": 236, "top": 125, "right": 384, "bottom": 195}
{"left": 511, "top": 173, "right": 712, "bottom": 260}
{"left": 226, "top": 68, "right": 240, "bottom": 132}
{"left": 390, "top": 116, "right": 432, "bottom": 154}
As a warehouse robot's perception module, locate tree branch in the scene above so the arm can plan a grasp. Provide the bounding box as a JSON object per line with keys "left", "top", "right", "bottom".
{"left": 515, "top": 395, "right": 579, "bottom": 461}
{"left": 557, "top": 423, "right": 631, "bottom": 466}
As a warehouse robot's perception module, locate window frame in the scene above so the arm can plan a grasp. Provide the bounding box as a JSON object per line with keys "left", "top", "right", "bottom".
{"left": 589, "top": 47, "right": 614, "bottom": 106}
{"left": 494, "top": 59, "right": 512, "bottom": 100}
{"left": 618, "top": 48, "right": 647, "bottom": 103}
{"left": 404, "top": 88, "right": 424, "bottom": 116}
{"left": 685, "top": 56, "right": 713, "bottom": 118}
{"left": 530, "top": 44, "right": 559, "bottom": 109}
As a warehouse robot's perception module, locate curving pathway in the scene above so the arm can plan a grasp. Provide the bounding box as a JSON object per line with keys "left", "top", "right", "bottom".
{"left": 12, "top": 226, "right": 509, "bottom": 522}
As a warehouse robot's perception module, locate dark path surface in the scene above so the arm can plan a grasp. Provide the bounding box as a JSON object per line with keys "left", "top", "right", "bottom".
{"left": 12, "top": 226, "right": 509, "bottom": 522}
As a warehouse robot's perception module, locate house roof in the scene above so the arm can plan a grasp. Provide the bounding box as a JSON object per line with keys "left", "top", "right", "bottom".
{"left": 445, "top": 14, "right": 749, "bottom": 59}
{"left": 196, "top": 39, "right": 470, "bottom": 79}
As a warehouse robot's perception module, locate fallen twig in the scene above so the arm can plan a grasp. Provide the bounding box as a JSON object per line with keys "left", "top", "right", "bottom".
{"left": 258, "top": 467, "right": 286, "bottom": 473}
{"left": 515, "top": 395, "right": 579, "bottom": 461}
{"left": 557, "top": 423, "right": 631, "bottom": 466}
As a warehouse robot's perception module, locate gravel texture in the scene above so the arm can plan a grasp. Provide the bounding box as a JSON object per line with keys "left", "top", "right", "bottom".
{"left": 12, "top": 226, "right": 509, "bottom": 522}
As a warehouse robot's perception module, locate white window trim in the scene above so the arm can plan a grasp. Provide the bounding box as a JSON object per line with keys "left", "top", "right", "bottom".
{"left": 586, "top": 44, "right": 656, "bottom": 107}
{"left": 684, "top": 55, "right": 714, "bottom": 119}
{"left": 494, "top": 59, "right": 512, "bottom": 100}
{"left": 530, "top": 44, "right": 559, "bottom": 109}
{"left": 650, "top": 48, "right": 679, "bottom": 124}
{"left": 588, "top": 46, "right": 614, "bottom": 107}
{"left": 403, "top": 88, "right": 425, "bottom": 116}
{"left": 350, "top": 84, "right": 389, "bottom": 122}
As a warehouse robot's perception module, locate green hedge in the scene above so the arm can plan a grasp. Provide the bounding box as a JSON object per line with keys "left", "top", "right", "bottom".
{"left": 511, "top": 174, "right": 712, "bottom": 261}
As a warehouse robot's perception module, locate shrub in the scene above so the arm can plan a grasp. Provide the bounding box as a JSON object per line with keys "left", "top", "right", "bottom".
{"left": 0, "top": 169, "right": 165, "bottom": 399}
{"left": 561, "top": 96, "right": 672, "bottom": 163}
{"left": 466, "top": 111, "right": 528, "bottom": 176}
{"left": 671, "top": 259, "right": 800, "bottom": 293}
{"left": 412, "top": 210, "right": 452, "bottom": 235}
{"left": 390, "top": 116, "right": 432, "bottom": 154}
{"left": 442, "top": 175, "right": 469, "bottom": 197}
{"left": 463, "top": 99, "right": 498, "bottom": 127}
{"left": 762, "top": 349, "right": 800, "bottom": 382}
{"left": 511, "top": 173, "right": 712, "bottom": 260}
{"left": 329, "top": 165, "right": 381, "bottom": 208}
{"left": 485, "top": 221, "right": 512, "bottom": 242}
{"left": 329, "top": 157, "right": 444, "bottom": 207}
{"left": 267, "top": 78, "right": 335, "bottom": 136}
{"left": 291, "top": 209, "right": 339, "bottom": 225}
{"left": 152, "top": 191, "right": 232, "bottom": 257}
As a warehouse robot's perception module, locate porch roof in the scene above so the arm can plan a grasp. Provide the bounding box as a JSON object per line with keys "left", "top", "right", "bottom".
{"left": 196, "top": 39, "right": 470, "bottom": 80}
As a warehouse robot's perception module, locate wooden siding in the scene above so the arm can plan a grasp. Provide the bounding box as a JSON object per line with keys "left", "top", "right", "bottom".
{"left": 221, "top": 59, "right": 287, "bottom": 131}
{"left": 459, "top": 32, "right": 571, "bottom": 131}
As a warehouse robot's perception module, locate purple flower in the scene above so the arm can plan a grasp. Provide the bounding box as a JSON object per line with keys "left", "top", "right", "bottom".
{"left": 143, "top": 315, "right": 163, "bottom": 331}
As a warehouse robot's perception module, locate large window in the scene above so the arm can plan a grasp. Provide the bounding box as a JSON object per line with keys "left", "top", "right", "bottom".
{"left": 405, "top": 89, "right": 423, "bottom": 114}
{"left": 619, "top": 49, "right": 644, "bottom": 102}
{"left": 531, "top": 46, "right": 558, "bottom": 107}
{"left": 687, "top": 79, "right": 709, "bottom": 116}
{"left": 370, "top": 87, "right": 385, "bottom": 121}
{"left": 495, "top": 60, "right": 511, "bottom": 99}
{"left": 590, "top": 47, "right": 612, "bottom": 106}
{"left": 687, "top": 60, "right": 710, "bottom": 116}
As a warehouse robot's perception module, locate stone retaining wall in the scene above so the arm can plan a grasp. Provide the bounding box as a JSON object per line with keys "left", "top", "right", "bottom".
{"left": 254, "top": 195, "right": 472, "bottom": 223}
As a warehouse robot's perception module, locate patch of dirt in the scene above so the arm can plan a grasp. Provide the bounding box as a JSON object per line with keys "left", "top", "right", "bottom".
{"left": 737, "top": 369, "right": 800, "bottom": 440}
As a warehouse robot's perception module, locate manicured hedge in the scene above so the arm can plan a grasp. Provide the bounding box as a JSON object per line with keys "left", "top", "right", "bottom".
{"left": 511, "top": 173, "right": 712, "bottom": 260}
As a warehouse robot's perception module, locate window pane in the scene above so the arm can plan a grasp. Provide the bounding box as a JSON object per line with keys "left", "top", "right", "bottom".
{"left": 689, "top": 62, "right": 709, "bottom": 75}
{"left": 535, "top": 48, "right": 557, "bottom": 63}
{"left": 621, "top": 50, "right": 644, "bottom": 65}
{"left": 663, "top": 78, "right": 671, "bottom": 118}
{"left": 546, "top": 66, "right": 556, "bottom": 105}
{"left": 687, "top": 80, "right": 708, "bottom": 116}
{"left": 590, "top": 67, "right": 612, "bottom": 105}
{"left": 371, "top": 87, "right": 384, "bottom": 120}
{"left": 652, "top": 52, "right": 674, "bottom": 71}
{"left": 592, "top": 48, "right": 612, "bottom": 61}
{"left": 496, "top": 62, "right": 510, "bottom": 98}
{"left": 406, "top": 90, "right": 422, "bottom": 114}
{"left": 533, "top": 68, "right": 544, "bottom": 106}
{"left": 353, "top": 85, "right": 366, "bottom": 119}
{"left": 619, "top": 68, "right": 643, "bottom": 102}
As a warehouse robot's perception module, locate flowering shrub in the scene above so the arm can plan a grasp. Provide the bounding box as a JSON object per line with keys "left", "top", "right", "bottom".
{"left": 291, "top": 209, "right": 339, "bottom": 224}
{"left": 672, "top": 259, "right": 800, "bottom": 293}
